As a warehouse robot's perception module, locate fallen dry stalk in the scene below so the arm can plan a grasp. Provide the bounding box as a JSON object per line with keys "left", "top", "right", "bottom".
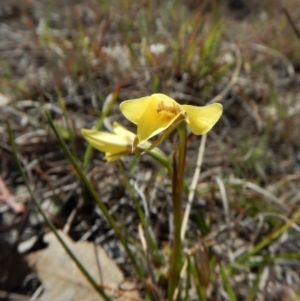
{"left": 0, "top": 176, "right": 25, "bottom": 214}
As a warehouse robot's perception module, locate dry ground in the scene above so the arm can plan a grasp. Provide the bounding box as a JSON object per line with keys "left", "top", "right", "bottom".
{"left": 1, "top": 0, "right": 300, "bottom": 300}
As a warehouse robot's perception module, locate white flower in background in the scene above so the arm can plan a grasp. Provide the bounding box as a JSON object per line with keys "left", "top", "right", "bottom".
{"left": 149, "top": 43, "right": 166, "bottom": 55}
{"left": 102, "top": 44, "right": 131, "bottom": 71}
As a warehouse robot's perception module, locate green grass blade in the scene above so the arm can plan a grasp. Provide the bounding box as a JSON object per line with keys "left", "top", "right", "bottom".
{"left": 6, "top": 118, "right": 112, "bottom": 301}
{"left": 187, "top": 255, "right": 205, "bottom": 301}
{"left": 247, "top": 258, "right": 268, "bottom": 301}
{"left": 220, "top": 264, "right": 237, "bottom": 301}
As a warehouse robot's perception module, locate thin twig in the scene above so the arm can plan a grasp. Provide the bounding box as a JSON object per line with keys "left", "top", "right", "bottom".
{"left": 0, "top": 176, "right": 25, "bottom": 214}
{"left": 79, "top": 219, "right": 101, "bottom": 242}
{"left": 282, "top": 6, "right": 300, "bottom": 42}
{"left": 208, "top": 44, "right": 242, "bottom": 104}
{"left": 215, "top": 176, "right": 230, "bottom": 224}
{"left": 29, "top": 285, "right": 43, "bottom": 301}
{"left": 228, "top": 178, "right": 287, "bottom": 211}
{"left": 138, "top": 223, "right": 147, "bottom": 252}
{"left": 181, "top": 133, "right": 207, "bottom": 241}
{"left": 259, "top": 212, "right": 300, "bottom": 232}
{"left": 133, "top": 181, "right": 156, "bottom": 284}
{"left": 94, "top": 241, "right": 104, "bottom": 284}
{"left": 63, "top": 203, "right": 80, "bottom": 234}
{"left": 172, "top": 258, "right": 188, "bottom": 301}
{"left": 251, "top": 43, "right": 294, "bottom": 77}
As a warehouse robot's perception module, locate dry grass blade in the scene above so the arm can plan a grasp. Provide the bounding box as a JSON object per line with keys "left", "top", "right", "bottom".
{"left": 215, "top": 176, "right": 230, "bottom": 223}
{"left": 251, "top": 43, "right": 295, "bottom": 77}
{"left": 228, "top": 178, "right": 287, "bottom": 211}
{"left": 208, "top": 44, "right": 242, "bottom": 104}
{"left": 282, "top": 6, "right": 300, "bottom": 41}
{"left": 181, "top": 134, "right": 207, "bottom": 241}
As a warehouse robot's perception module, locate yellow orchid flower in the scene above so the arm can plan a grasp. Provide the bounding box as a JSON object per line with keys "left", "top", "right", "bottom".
{"left": 81, "top": 122, "right": 136, "bottom": 162}
{"left": 120, "top": 93, "right": 223, "bottom": 144}
{"left": 81, "top": 121, "right": 171, "bottom": 172}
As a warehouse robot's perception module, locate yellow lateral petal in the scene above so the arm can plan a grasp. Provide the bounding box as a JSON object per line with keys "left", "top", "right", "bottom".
{"left": 181, "top": 103, "right": 223, "bottom": 135}
{"left": 112, "top": 122, "right": 136, "bottom": 143}
{"left": 137, "top": 97, "right": 181, "bottom": 143}
{"left": 138, "top": 118, "right": 184, "bottom": 153}
{"left": 81, "top": 129, "right": 128, "bottom": 153}
{"left": 119, "top": 96, "right": 152, "bottom": 124}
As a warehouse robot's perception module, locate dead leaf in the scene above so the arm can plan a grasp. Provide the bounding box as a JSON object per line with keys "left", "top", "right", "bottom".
{"left": 26, "top": 231, "right": 141, "bottom": 301}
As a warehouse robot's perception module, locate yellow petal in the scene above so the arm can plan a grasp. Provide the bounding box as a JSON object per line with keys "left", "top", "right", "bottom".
{"left": 112, "top": 122, "right": 136, "bottom": 143}
{"left": 81, "top": 129, "right": 128, "bottom": 153}
{"left": 181, "top": 103, "right": 223, "bottom": 135}
{"left": 137, "top": 96, "right": 181, "bottom": 143}
{"left": 119, "top": 96, "right": 152, "bottom": 124}
{"left": 105, "top": 151, "right": 129, "bottom": 162}
{"left": 152, "top": 93, "right": 180, "bottom": 107}
{"left": 138, "top": 118, "right": 184, "bottom": 153}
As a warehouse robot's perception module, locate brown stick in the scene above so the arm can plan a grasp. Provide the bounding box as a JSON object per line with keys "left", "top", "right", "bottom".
{"left": 282, "top": 6, "right": 300, "bottom": 42}
{"left": 0, "top": 177, "right": 25, "bottom": 214}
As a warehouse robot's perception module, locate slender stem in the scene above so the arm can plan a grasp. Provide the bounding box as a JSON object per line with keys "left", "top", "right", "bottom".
{"left": 177, "top": 123, "right": 187, "bottom": 180}
{"left": 168, "top": 123, "right": 187, "bottom": 301}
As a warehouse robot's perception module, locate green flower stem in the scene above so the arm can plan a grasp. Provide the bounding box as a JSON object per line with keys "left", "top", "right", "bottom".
{"left": 148, "top": 148, "right": 172, "bottom": 178}
{"left": 6, "top": 119, "right": 112, "bottom": 301}
{"left": 168, "top": 123, "right": 187, "bottom": 301}
{"left": 177, "top": 123, "right": 187, "bottom": 180}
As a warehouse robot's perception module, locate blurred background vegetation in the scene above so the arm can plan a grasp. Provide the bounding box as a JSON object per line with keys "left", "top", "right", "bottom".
{"left": 1, "top": 0, "right": 300, "bottom": 300}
